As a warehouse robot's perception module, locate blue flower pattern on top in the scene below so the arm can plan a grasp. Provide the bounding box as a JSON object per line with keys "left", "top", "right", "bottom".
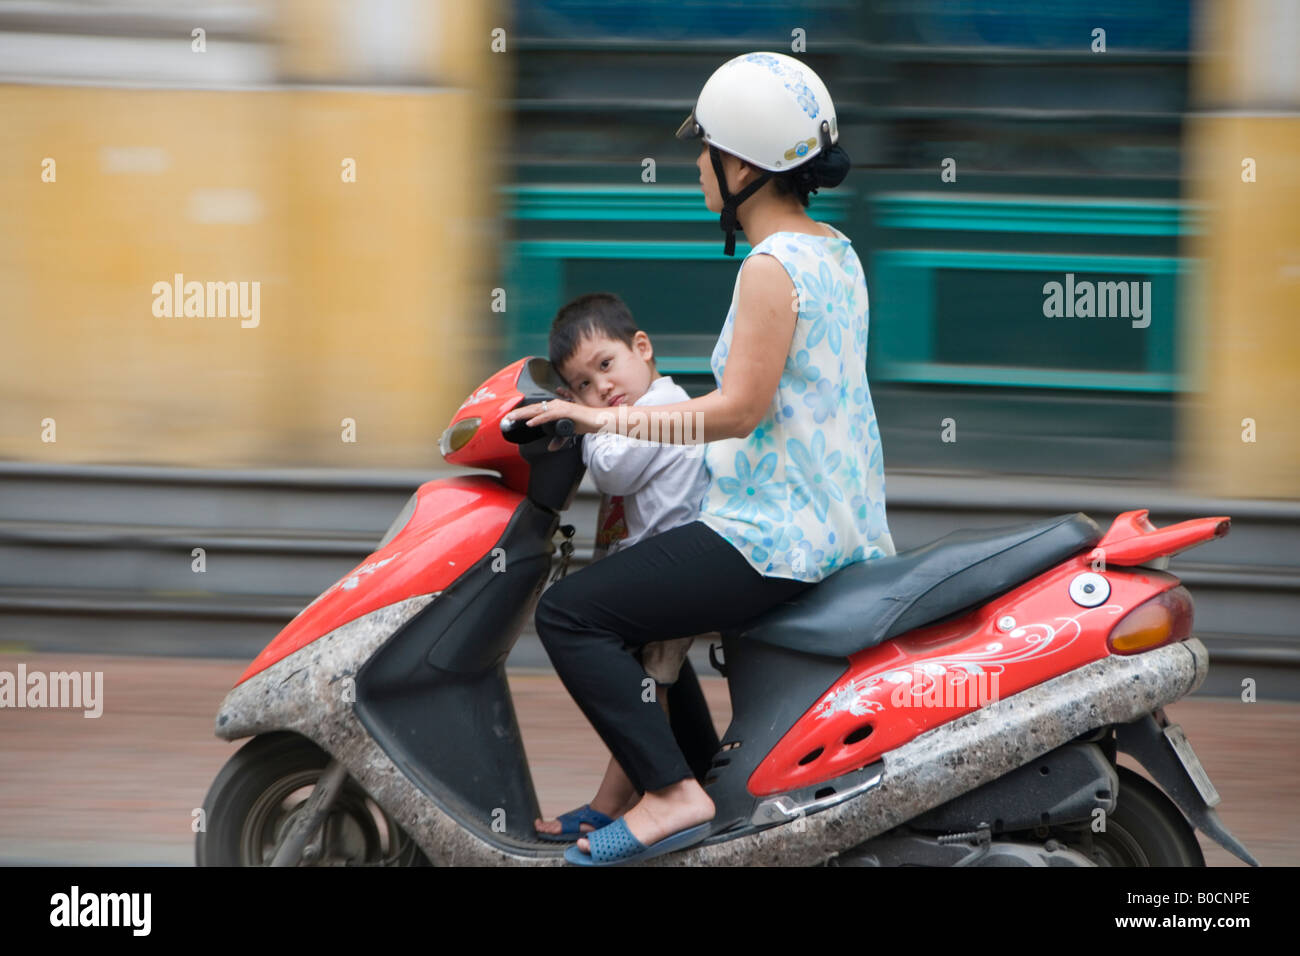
{"left": 698, "top": 225, "right": 895, "bottom": 581}
{"left": 715, "top": 450, "right": 786, "bottom": 523}
{"left": 803, "top": 260, "right": 850, "bottom": 354}
{"left": 804, "top": 377, "right": 839, "bottom": 424}
{"left": 781, "top": 349, "right": 819, "bottom": 396}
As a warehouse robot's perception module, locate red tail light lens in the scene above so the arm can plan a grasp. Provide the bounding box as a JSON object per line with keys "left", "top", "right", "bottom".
{"left": 1108, "top": 586, "right": 1194, "bottom": 654}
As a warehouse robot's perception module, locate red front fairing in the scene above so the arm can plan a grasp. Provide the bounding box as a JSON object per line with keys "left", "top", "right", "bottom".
{"left": 235, "top": 476, "right": 525, "bottom": 685}
{"left": 442, "top": 358, "right": 533, "bottom": 492}
{"left": 749, "top": 547, "right": 1187, "bottom": 797}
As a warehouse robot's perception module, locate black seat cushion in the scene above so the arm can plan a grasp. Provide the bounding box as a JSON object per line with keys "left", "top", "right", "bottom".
{"left": 740, "top": 513, "right": 1102, "bottom": 658}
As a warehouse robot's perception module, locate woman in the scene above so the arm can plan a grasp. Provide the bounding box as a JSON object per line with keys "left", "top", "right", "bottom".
{"left": 507, "top": 51, "right": 895, "bottom": 865}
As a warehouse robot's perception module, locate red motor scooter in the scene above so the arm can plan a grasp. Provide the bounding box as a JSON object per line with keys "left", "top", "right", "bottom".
{"left": 197, "top": 357, "right": 1257, "bottom": 867}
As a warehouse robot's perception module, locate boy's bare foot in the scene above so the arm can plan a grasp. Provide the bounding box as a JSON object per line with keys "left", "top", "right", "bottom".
{"left": 539, "top": 679, "right": 683, "bottom": 839}
{"left": 535, "top": 752, "right": 640, "bottom": 836}
{"left": 576, "top": 777, "right": 714, "bottom": 854}
{"left": 534, "top": 793, "right": 636, "bottom": 836}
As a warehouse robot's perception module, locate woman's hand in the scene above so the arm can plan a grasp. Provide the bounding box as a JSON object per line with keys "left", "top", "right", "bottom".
{"left": 503, "top": 399, "right": 613, "bottom": 435}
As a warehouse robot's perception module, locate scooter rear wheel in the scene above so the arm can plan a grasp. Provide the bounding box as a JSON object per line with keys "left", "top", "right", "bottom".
{"left": 1078, "top": 766, "right": 1206, "bottom": 866}
{"left": 196, "top": 732, "right": 430, "bottom": 867}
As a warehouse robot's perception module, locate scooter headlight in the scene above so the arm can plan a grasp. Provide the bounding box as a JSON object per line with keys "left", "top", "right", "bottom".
{"left": 438, "top": 416, "right": 481, "bottom": 458}
{"left": 1107, "top": 586, "right": 1194, "bottom": 654}
{"left": 377, "top": 493, "right": 418, "bottom": 550}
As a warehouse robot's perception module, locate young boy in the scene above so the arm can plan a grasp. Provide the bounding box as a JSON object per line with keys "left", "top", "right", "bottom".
{"left": 534, "top": 292, "right": 709, "bottom": 841}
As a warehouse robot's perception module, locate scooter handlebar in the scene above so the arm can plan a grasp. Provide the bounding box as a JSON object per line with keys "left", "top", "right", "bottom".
{"left": 500, "top": 405, "right": 575, "bottom": 445}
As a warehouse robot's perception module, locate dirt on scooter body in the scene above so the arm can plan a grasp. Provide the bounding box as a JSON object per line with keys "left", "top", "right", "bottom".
{"left": 197, "top": 357, "right": 1257, "bottom": 867}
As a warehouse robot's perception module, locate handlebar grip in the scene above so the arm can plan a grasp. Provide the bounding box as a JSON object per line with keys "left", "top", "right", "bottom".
{"left": 499, "top": 408, "right": 575, "bottom": 445}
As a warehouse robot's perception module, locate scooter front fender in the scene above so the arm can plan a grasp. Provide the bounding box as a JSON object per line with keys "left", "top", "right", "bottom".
{"left": 233, "top": 475, "right": 523, "bottom": 685}
{"left": 216, "top": 593, "right": 437, "bottom": 742}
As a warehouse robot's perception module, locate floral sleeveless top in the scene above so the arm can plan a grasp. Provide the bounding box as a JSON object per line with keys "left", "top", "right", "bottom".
{"left": 697, "top": 224, "right": 895, "bottom": 582}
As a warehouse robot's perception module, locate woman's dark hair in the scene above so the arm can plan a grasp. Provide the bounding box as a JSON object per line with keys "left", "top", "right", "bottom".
{"left": 763, "top": 144, "right": 852, "bottom": 208}
{"left": 548, "top": 292, "right": 648, "bottom": 374}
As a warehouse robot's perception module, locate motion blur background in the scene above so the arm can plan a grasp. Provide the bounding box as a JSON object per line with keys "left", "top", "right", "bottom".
{"left": 0, "top": 1, "right": 1297, "bottom": 864}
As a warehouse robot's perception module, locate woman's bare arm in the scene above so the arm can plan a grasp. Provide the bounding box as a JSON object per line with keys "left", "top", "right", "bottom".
{"left": 714, "top": 253, "right": 798, "bottom": 435}
{"left": 512, "top": 254, "right": 797, "bottom": 445}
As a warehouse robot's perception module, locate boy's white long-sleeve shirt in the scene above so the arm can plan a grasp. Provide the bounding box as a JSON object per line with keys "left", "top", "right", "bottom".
{"left": 582, "top": 376, "right": 708, "bottom": 552}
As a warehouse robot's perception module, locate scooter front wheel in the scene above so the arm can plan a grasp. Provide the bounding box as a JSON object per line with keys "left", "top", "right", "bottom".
{"left": 196, "top": 732, "right": 430, "bottom": 866}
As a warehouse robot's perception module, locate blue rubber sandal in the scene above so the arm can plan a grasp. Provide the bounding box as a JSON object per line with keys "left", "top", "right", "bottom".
{"left": 563, "top": 817, "right": 712, "bottom": 866}
{"left": 535, "top": 804, "right": 615, "bottom": 843}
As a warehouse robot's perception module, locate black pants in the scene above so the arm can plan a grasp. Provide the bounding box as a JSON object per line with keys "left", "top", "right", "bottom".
{"left": 535, "top": 520, "right": 815, "bottom": 793}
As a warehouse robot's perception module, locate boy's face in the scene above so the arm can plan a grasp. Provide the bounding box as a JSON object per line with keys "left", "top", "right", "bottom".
{"left": 557, "top": 331, "right": 656, "bottom": 408}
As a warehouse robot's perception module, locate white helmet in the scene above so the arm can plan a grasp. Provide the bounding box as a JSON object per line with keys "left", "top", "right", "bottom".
{"left": 676, "top": 52, "right": 848, "bottom": 255}
{"left": 676, "top": 51, "right": 839, "bottom": 171}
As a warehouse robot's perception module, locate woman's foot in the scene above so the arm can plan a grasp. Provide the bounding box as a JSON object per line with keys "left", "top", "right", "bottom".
{"left": 576, "top": 777, "right": 714, "bottom": 855}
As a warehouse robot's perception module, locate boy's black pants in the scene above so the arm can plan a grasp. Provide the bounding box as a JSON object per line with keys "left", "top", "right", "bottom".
{"left": 535, "top": 520, "right": 814, "bottom": 793}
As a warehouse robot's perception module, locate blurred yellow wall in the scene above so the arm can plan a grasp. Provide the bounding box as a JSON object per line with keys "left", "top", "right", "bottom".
{"left": 1182, "top": 0, "right": 1300, "bottom": 498}
{"left": 0, "top": 1, "right": 508, "bottom": 468}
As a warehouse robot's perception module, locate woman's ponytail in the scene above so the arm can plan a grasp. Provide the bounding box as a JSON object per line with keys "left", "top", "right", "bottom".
{"left": 810, "top": 144, "right": 851, "bottom": 189}
{"left": 762, "top": 143, "right": 853, "bottom": 208}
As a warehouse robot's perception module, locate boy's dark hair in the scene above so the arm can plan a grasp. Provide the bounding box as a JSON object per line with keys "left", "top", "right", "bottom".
{"left": 548, "top": 292, "right": 651, "bottom": 376}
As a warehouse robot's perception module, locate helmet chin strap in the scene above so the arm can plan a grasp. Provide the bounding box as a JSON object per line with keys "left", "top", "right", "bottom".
{"left": 710, "top": 145, "right": 771, "bottom": 256}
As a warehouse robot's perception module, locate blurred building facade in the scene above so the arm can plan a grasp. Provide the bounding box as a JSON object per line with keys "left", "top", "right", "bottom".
{"left": 2, "top": 0, "right": 1296, "bottom": 496}
{"left": 500, "top": 0, "right": 1297, "bottom": 496}
{"left": 1181, "top": 0, "right": 1300, "bottom": 498}
{"left": 2, "top": 0, "right": 507, "bottom": 468}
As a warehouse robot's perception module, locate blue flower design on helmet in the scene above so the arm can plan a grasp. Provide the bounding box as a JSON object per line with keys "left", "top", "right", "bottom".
{"left": 785, "top": 78, "right": 820, "bottom": 119}
{"left": 740, "top": 54, "right": 821, "bottom": 120}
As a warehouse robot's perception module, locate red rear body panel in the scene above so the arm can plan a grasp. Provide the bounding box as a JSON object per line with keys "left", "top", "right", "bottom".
{"left": 748, "top": 543, "right": 1187, "bottom": 796}
{"left": 236, "top": 476, "right": 523, "bottom": 685}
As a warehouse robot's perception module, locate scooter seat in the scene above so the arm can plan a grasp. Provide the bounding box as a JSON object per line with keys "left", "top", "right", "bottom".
{"left": 740, "top": 512, "right": 1102, "bottom": 658}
